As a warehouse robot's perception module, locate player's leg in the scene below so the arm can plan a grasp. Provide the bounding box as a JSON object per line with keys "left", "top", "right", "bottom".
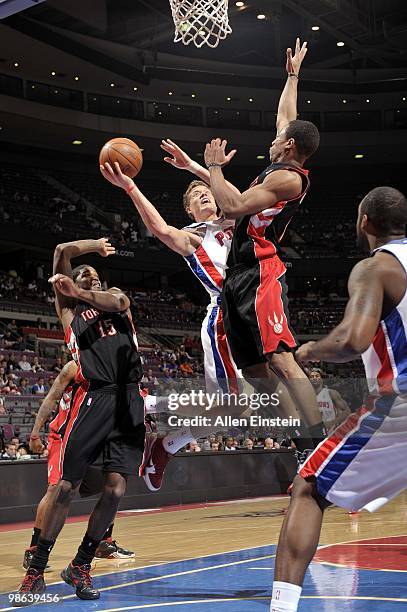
{"left": 271, "top": 476, "right": 328, "bottom": 612}
{"left": 23, "top": 485, "right": 56, "bottom": 571}
{"left": 15, "top": 388, "right": 117, "bottom": 604}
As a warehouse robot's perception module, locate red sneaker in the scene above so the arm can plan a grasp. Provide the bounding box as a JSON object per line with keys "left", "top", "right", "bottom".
{"left": 12, "top": 569, "right": 45, "bottom": 607}
{"left": 139, "top": 434, "right": 171, "bottom": 492}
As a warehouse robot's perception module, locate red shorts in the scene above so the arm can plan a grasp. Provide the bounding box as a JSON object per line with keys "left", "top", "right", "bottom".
{"left": 47, "top": 431, "right": 63, "bottom": 486}
{"left": 222, "top": 257, "right": 297, "bottom": 369}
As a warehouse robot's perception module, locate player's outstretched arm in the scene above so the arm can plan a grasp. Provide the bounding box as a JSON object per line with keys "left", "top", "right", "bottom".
{"left": 161, "top": 139, "right": 241, "bottom": 196}
{"left": 29, "top": 360, "right": 78, "bottom": 453}
{"left": 276, "top": 38, "right": 307, "bottom": 134}
{"left": 100, "top": 161, "right": 201, "bottom": 256}
{"left": 49, "top": 273, "right": 130, "bottom": 313}
{"left": 296, "top": 258, "right": 384, "bottom": 364}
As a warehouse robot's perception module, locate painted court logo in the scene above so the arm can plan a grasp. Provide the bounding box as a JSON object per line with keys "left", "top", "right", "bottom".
{"left": 269, "top": 313, "right": 284, "bottom": 334}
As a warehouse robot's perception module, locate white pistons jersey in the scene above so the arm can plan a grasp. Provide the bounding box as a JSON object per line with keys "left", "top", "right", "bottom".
{"left": 183, "top": 217, "right": 234, "bottom": 304}
{"left": 183, "top": 217, "right": 239, "bottom": 393}
{"left": 362, "top": 239, "right": 407, "bottom": 396}
{"left": 316, "top": 387, "right": 336, "bottom": 428}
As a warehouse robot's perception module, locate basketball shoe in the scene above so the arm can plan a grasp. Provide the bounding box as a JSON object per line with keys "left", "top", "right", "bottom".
{"left": 12, "top": 569, "right": 45, "bottom": 607}
{"left": 61, "top": 562, "right": 100, "bottom": 600}
{"left": 139, "top": 433, "right": 171, "bottom": 492}
{"left": 95, "top": 538, "right": 135, "bottom": 559}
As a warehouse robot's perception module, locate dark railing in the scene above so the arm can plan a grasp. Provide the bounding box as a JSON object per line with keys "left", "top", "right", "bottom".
{"left": 0, "top": 73, "right": 406, "bottom": 131}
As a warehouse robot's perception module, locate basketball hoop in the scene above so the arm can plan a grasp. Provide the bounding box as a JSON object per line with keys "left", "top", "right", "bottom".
{"left": 169, "top": 0, "right": 232, "bottom": 48}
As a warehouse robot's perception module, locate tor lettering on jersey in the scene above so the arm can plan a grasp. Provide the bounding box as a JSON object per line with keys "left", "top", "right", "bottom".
{"left": 81, "top": 308, "right": 99, "bottom": 322}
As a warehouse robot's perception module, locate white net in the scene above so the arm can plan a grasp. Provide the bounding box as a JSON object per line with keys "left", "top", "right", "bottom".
{"left": 169, "top": 0, "right": 232, "bottom": 48}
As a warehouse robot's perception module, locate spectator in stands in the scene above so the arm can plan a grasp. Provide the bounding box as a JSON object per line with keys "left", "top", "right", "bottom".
{"left": 210, "top": 442, "right": 220, "bottom": 451}
{"left": 19, "top": 377, "right": 31, "bottom": 394}
{"left": 3, "top": 330, "right": 15, "bottom": 348}
{"left": 1, "top": 443, "right": 17, "bottom": 460}
{"left": 141, "top": 369, "right": 159, "bottom": 387}
{"left": 243, "top": 438, "right": 254, "bottom": 450}
{"left": 6, "top": 319, "right": 18, "bottom": 335}
{"left": 264, "top": 438, "right": 280, "bottom": 450}
{"left": 32, "top": 356, "right": 44, "bottom": 373}
{"left": 32, "top": 377, "right": 46, "bottom": 395}
{"left": 18, "top": 354, "right": 31, "bottom": 371}
{"left": 47, "top": 376, "right": 55, "bottom": 389}
{"left": 201, "top": 439, "right": 211, "bottom": 451}
{"left": 6, "top": 352, "right": 18, "bottom": 372}
{"left": 225, "top": 437, "right": 236, "bottom": 451}
{"left": 280, "top": 432, "right": 296, "bottom": 449}
{"left": 186, "top": 441, "right": 201, "bottom": 453}
{"left": 52, "top": 357, "right": 63, "bottom": 373}
{"left": 13, "top": 335, "right": 26, "bottom": 351}
{"left": 0, "top": 367, "right": 7, "bottom": 387}
{"left": 0, "top": 399, "right": 5, "bottom": 415}
{"left": 17, "top": 447, "right": 30, "bottom": 460}
{"left": 11, "top": 436, "right": 20, "bottom": 447}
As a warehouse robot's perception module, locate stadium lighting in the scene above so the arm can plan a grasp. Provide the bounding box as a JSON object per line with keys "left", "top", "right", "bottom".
{"left": 133, "top": 87, "right": 138, "bottom": 91}
{"left": 249, "top": 98, "right": 253, "bottom": 102}
{"left": 354, "top": 154, "right": 364, "bottom": 159}
{"left": 74, "top": 76, "right": 79, "bottom": 81}
{"left": 257, "top": 14, "right": 266, "bottom": 20}
{"left": 337, "top": 41, "right": 345, "bottom": 47}
{"left": 191, "top": 93, "right": 196, "bottom": 98}
{"left": 14, "top": 62, "right": 19, "bottom": 67}
{"left": 51, "top": 71, "right": 56, "bottom": 76}
{"left": 235, "top": 1, "right": 244, "bottom": 6}
{"left": 366, "top": 99, "right": 370, "bottom": 102}
{"left": 342, "top": 99, "right": 347, "bottom": 103}
{"left": 72, "top": 140, "right": 83, "bottom": 145}
{"left": 311, "top": 26, "right": 319, "bottom": 31}
{"left": 306, "top": 100, "right": 311, "bottom": 104}
{"left": 403, "top": 97, "right": 406, "bottom": 101}
{"left": 168, "top": 91, "right": 173, "bottom": 96}
{"left": 226, "top": 97, "right": 231, "bottom": 101}
{"left": 257, "top": 155, "right": 265, "bottom": 160}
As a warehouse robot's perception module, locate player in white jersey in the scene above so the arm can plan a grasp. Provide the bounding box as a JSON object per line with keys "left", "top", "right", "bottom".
{"left": 270, "top": 186, "right": 407, "bottom": 612}
{"left": 309, "top": 369, "right": 350, "bottom": 433}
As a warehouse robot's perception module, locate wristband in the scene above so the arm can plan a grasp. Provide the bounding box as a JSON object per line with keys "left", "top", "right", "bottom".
{"left": 288, "top": 73, "right": 299, "bottom": 79}
{"left": 30, "top": 434, "right": 40, "bottom": 440}
{"left": 206, "top": 163, "right": 223, "bottom": 168}
{"left": 126, "top": 183, "right": 136, "bottom": 195}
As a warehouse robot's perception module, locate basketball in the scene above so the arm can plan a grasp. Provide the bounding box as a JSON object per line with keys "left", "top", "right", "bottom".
{"left": 99, "top": 138, "right": 143, "bottom": 178}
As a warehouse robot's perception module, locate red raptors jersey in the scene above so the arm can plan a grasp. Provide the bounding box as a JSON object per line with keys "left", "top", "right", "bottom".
{"left": 65, "top": 301, "right": 143, "bottom": 385}
{"left": 227, "top": 162, "right": 310, "bottom": 268}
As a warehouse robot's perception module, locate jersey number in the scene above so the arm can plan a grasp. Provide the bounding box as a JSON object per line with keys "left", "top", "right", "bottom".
{"left": 97, "top": 319, "right": 117, "bottom": 338}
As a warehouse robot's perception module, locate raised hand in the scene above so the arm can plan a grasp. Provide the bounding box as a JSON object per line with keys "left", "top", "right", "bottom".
{"left": 161, "top": 139, "right": 193, "bottom": 170}
{"left": 95, "top": 237, "right": 116, "bottom": 258}
{"left": 100, "top": 161, "right": 134, "bottom": 192}
{"left": 204, "top": 139, "right": 237, "bottom": 168}
{"left": 286, "top": 37, "right": 308, "bottom": 76}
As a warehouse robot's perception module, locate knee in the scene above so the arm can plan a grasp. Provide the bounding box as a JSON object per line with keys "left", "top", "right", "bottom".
{"left": 103, "top": 474, "right": 127, "bottom": 503}
{"left": 291, "top": 475, "right": 328, "bottom": 509}
{"left": 269, "top": 352, "right": 301, "bottom": 380}
{"left": 54, "top": 479, "right": 78, "bottom": 505}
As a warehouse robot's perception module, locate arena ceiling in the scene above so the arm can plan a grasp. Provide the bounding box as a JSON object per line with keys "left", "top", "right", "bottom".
{"left": 2, "top": 0, "right": 407, "bottom": 90}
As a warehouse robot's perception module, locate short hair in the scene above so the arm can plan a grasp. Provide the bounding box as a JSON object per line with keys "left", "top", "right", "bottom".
{"left": 285, "top": 120, "right": 320, "bottom": 159}
{"left": 182, "top": 180, "right": 209, "bottom": 216}
{"left": 72, "top": 264, "right": 92, "bottom": 282}
{"left": 360, "top": 187, "right": 407, "bottom": 235}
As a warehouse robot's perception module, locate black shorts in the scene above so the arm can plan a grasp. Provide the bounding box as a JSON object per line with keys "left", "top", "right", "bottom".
{"left": 61, "top": 383, "right": 145, "bottom": 485}
{"left": 222, "top": 259, "right": 297, "bottom": 370}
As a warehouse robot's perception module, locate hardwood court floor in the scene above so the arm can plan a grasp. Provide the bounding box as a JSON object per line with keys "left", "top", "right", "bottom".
{"left": 0, "top": 492, "right": 406, "bottom": 610}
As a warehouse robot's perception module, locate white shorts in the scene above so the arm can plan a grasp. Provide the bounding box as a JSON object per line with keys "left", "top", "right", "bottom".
{"left": 300, "top": 393, "right": 407, "bottom": 512}
{"left": 201, "top": 302, "right": 241, "bottom": 394}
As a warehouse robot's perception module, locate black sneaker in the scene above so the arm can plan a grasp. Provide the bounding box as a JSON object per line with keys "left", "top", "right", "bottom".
{"left": 61, "top": 562, "right": 100, "bottom": 600}
{"left": 22, "top": 547, "right": 51, "bottom": 572}
{"left": 95, "top": 538, "right": 135, "bottom": 559}
{"left": 12, "top": 568, "right": 45, "bottom": 607}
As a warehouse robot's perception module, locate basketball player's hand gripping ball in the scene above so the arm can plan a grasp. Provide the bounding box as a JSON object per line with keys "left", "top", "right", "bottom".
{"left": 204, "top": 138, "right": 237, "bottom": 167}
{"left": 100, "top": 161, "right": 135, "bottom": 193}
{"left": 286, "top": 37, "right": 308, "bottom": 76}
